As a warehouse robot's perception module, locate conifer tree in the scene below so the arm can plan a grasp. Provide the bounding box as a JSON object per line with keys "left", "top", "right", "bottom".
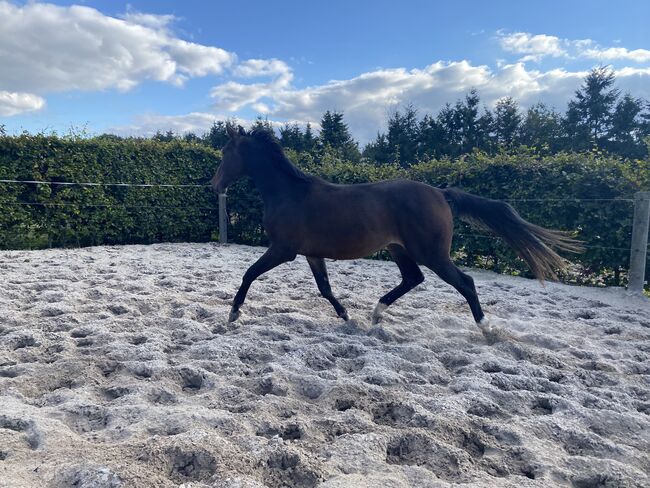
{"left": 319, "top": 111, "right": 360, "bottom": 161}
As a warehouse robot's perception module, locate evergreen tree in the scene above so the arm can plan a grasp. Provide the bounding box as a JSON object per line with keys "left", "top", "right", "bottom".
{"left": 607, "top": 94, "right": 648, "bottom": 158}
{"left": 493, "top": 97, "right": 522, "bottom": 149}
{"left": 454, "top": 90, "right": 492, "bottom": 154}
{"left": 319, "top": 111, "right": 360, "bottom": 161}
{"left": 478, "top": 106, "right": 495, "bottom": 154}
{"left": 386, "top": 105, "right": 420, "bottom": 166}
{"left": 362, "top": 133, "right": 391, "bottom": 165}
{"left": 563, "top": 102, "right": 591, "bottom": 152}
{"left": 417, "top": 114, "right": 446, "bottom": 160}
{"left": 203, "top": 121, "right": 231, "bottom": 149}
{"left": 153, "top": 130, "right": 175, "bottom": 142}
{"left": 302, "top": 123, "right": 317, "bottom": 153}
{"left": 279, "top": 123, "right": 304, "bottom": 152}
{"left": 520, "top": 103, "right": 564, "bottom": 154}
{"left": 250, "top": 116, "right": 275, "bottom": 135}
{"left": 182, "top": 132, "right": 201, "bottom": 143}
{"left": 565, "top": 66, "right": 620, "bottom": 150}
{"left": 435, "top": 103, "right": 462, "bottom": 157}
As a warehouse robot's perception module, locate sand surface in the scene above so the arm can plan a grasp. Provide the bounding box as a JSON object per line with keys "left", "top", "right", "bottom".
{"left": 0, "top": 243, "right": 649, "bottom": 487}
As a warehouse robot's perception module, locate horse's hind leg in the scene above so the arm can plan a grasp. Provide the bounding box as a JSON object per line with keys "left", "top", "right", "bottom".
{"left": 306, "top": 257, "right": 349, "bottom": 320}
{"left": 372, "top": 244, "right": 424, "bottom": 325}
{"left": 424, "top": 257, "right": 485, "bottom": 324}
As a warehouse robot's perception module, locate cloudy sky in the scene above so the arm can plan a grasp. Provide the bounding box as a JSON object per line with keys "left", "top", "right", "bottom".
{"left": 1, "top": 0, "right": 649, "bottom": 143}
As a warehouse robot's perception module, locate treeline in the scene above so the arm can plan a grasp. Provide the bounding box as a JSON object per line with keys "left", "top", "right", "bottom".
{"left": 131, "top": 67, "right": 649, "bottom": 165}
{"left": 363, "top": 68, "right": 650, "bottom": 165}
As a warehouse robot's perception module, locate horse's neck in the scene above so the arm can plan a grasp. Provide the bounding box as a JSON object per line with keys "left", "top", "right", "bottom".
{"left": 248, "top": 157, "right": 307, "bottom": 205}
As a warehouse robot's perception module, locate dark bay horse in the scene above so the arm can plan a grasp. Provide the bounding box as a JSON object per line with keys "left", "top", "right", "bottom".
{"left": 212, "top": 126, "right": 579, "bottom": 328}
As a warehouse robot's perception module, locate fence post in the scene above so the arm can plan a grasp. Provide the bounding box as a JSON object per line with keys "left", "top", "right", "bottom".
{"left": 218, "top": 193, "right": 228, "bottom": 244}
{"left": 628, "top": 191, "right": 650, "bottom": 294}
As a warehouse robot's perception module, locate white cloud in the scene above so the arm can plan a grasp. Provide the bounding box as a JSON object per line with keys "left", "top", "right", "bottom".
{"left": 581, "top": 47, "right": 650, "bottom": 63}
{"left": 0, "top": 91, "right": 46, "bottom": 116}
{"left": 210, "top": 59, "right": 293, "bottom": 112}
{"left": 0, "top": 1, "right": 235, "bottom": 96}
{"left": 234, "top": 59, "right": 293, "bottom": 80}
{"left": 498, "top": 31, "right": 650, "bottom": 64}
{"left": 121, "top": 10, "right": 177, "bottom": 30}
{"left": 498, "top": 32, "right": 567, "bottom": 62}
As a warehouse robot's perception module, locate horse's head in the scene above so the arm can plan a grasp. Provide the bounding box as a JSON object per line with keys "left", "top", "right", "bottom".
{"left": 211, "top": 125, "right": 247, "bottom": 193}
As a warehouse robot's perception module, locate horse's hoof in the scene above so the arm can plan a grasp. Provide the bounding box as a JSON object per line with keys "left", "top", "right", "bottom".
{"left": 228, "top": 309, "right": 241, "bottom": 323}
{"left": 477, "top": 316, "right": 492, "bottom": 332}
{"left": 339, "top": 311, "right": 350, "bottom": 321}
{"left": 371, "top": 302, "right": 387, "bottom": 325}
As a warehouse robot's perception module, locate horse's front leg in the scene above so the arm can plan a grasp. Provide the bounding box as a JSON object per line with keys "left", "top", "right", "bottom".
{"left": 229, "top": 245, "right": 296, "bottom": 322}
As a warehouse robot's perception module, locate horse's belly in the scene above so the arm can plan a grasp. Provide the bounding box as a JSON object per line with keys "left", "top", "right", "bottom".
{"left": 267, "top": 192, "right": 402, "bottom": 259}
{"left": 297, "top": 228, "right": 399, "bottom": 260}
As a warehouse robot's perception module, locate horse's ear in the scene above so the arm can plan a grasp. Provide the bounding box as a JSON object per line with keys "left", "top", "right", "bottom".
{"left": 238, "top": 125, "right": 246, "bottom": 136}
{"left": 226, "top": 125, "right": 238, "bottom": 140}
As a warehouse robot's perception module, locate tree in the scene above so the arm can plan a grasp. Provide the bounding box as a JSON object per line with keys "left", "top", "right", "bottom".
{"left": 434, "top": 103, "right": 462, "bottom": 157}
{"left": 182, "top": 132, "right": 201, "bottom": 143}
{"left": 250, "top": 116, "right": 275, "bottom": 135}
{"left": 302, "top": 123, "right": 317, "bottom": 153}
{"left": 493, "top": 97, "right": 522, "bottom": 149}
{"left": 152, "top": 130, "right": 175, "bottom": 142}
{"left": 453, "top": 89, "right": 492, "bottom": 155}
{"left": 416, "top": 114, "right": 446, "bottom": 160}
{"left": 520, "top": 103, "right": 564, "bottom": 154}
{"left": 362, "top": 133, "right": 391, "bottom": 165}
{"left": 565, "top": 67, "right": 620, "bottom": 150}
{"left": 279, "top": 123, "right": 304, "bottom": 152}
{"left": 319, "top": 111, "right": 360, "bottom": 161}
{"left": 203, "top": 121, "right": 230, "bottom": 149}
{"left": 607, "top": 94, "right": 648, "bottom": 158}
{"left": 386, "top": 105, "right": 420, "bottom": 166}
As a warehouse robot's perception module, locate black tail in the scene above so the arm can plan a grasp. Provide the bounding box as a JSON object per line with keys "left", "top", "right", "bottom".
{"left": 443, "top": 188, "right": 582, "bottom": 281}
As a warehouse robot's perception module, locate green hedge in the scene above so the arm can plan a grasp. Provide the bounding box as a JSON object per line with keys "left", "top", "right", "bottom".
{"left": 1, "top": 136, "right": 648, "bottom": 288}
{"left": 0, "top": 135, "right": 220, "bottom": 248}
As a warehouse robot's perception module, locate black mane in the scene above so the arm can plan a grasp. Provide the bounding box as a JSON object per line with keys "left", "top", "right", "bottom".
{"left": 247, "top": 128, "right": 310, "bottom": 182}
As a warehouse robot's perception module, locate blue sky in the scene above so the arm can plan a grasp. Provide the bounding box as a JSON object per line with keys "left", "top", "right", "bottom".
{"left": 1, "top": 0, "right": 649, "bottom": 142}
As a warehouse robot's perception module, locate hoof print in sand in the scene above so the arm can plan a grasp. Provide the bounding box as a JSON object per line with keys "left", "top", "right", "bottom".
{"left": 166, "top": 446, "right": 217, "bottom": 482}
{"left": 0, "top": 415, "right": 42, "bottom": 450}
{"left": 265, "top": 447, "right": 322, "bottom": 488}
{"left": 54, "top": 465, "right": 122, "bottom": 488}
